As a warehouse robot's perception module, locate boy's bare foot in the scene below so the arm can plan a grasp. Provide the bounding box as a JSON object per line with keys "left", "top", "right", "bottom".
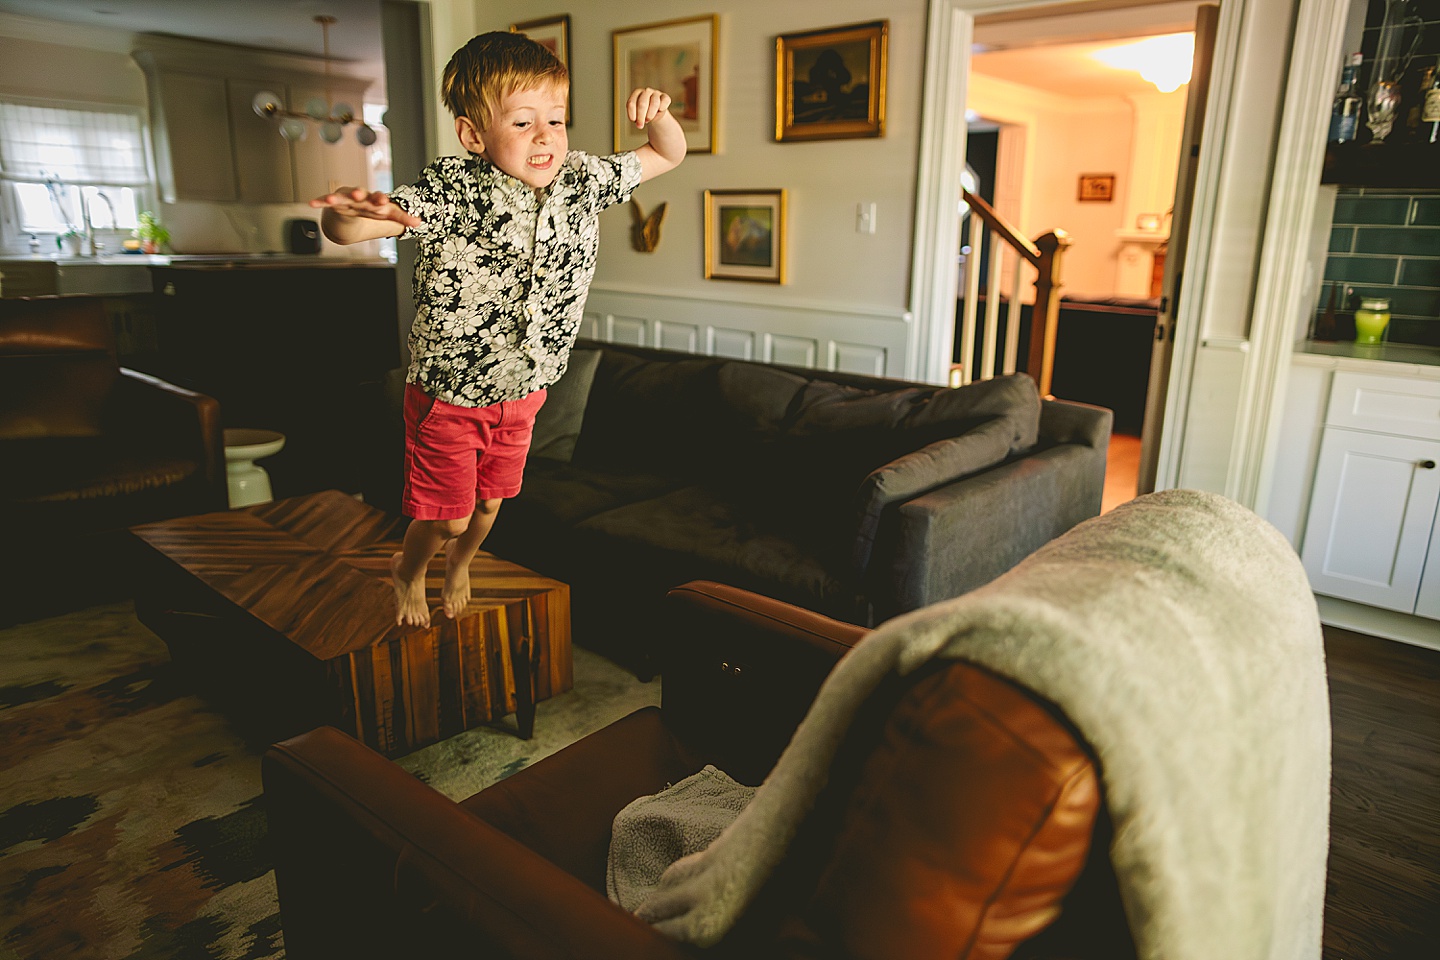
{"left": 441, "top": 540, "right": 471, "bottom": 620}
{"left": 390, "top": 552, "right": 431, "bottom": 627}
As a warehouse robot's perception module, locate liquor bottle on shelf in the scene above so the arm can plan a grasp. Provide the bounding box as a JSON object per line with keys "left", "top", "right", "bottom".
{"left": 1423, "top": 58, "right": 1440, "bottom": 145}
{"left": 1329, "top": 52, "right": 1364, "bottom": 144}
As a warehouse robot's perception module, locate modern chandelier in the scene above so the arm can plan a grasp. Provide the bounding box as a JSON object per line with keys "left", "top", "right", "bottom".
{"left": 251, "top": 15, "right": 377, "bottom": 146}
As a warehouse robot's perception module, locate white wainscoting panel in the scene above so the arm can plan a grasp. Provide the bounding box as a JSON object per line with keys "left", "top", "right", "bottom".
{"left": 709, "top": 327, "right": 755, "bottom": 360}
{"left": 582, "top": 285, "right": 914, "bottom": 378}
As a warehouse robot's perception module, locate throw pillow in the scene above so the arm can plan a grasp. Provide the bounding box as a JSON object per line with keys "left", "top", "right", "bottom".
{"left": 529, "top": 348, "right": 602, "bottom": 462}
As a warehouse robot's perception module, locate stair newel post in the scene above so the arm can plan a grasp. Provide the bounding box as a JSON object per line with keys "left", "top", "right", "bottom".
{"left": 1029, "top": 229, "right": 1071, "bottom": 398}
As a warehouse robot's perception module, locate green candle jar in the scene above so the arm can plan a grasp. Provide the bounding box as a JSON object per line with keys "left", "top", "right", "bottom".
{"left": 1354, "top": 297, "right": 1390, "bottom": 344}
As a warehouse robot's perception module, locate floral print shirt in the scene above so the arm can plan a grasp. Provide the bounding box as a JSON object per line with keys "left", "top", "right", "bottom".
{"left": 390, "top": 150, "right": 642, "bottom": 406}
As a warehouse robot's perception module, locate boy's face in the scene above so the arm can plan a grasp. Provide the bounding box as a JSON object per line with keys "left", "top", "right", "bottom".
{"left": 456, "top": 82, "right": 569, "bottom": 191}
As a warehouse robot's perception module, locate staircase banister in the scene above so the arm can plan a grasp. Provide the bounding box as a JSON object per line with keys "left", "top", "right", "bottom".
{"left": 962, "top": 189, "right": 1041, "bottom": 265}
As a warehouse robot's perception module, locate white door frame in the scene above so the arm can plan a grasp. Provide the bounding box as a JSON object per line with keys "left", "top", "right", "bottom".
{"left": 911, "top": 0, "right": 1344, "bottom": 504}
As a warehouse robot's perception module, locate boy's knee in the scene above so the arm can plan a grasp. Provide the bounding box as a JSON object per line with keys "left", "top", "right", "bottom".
{"left": 432, "top": 516, "right": 471, "bottom": 539}
{"left": 477, "top": 498, "right": 503, "bottom": 516}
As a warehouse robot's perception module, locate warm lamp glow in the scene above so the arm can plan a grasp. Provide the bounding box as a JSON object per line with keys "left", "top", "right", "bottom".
{"left": 1091, "top": 33, "right": 1195, "bottom": 93}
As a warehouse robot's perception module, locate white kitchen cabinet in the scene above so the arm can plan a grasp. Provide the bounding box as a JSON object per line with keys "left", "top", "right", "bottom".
{"left": 227, "top": 79, "right": 295, "bottom": 203}
{"left": 147, "top": 70, "right": 237, "bottom": 202}
{"left": 134, "top": 37, "right": 373, "bottom": 204}
{"left": 1300, "top": 371, "right": 1440, "bottom": 617}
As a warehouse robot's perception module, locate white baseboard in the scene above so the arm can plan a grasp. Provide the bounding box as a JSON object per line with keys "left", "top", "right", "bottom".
{"left": 1316, "top": 594, "right": 1440, "bottom": 653}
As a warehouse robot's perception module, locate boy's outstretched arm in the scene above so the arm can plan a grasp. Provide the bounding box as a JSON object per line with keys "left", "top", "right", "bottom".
{"left": 310, "top": 187, "right": 422, "bottom": 245}
{"left": 627, "top": 88, "right": 686, "bottom": 183}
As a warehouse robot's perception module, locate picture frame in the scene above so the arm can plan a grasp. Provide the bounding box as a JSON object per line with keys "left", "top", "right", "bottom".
{"left": 613, "top": 15, "right": 718, "bottom": 154}
{"left": 511, "top": 14, "right": 573, "bottom": 122}
{"left": 704, "top": 189, "right": 787, "bottom": 283}
{"left": 776, "top": 20, "right": 887, "bottom": 142}
{"left": 1078, "top": 174, "right": 1116, "bottom": 202}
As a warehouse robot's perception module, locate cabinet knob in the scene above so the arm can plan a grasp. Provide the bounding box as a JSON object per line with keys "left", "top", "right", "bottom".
{"left": 1420, "top": 460, "right": 1437, "bottom": 470}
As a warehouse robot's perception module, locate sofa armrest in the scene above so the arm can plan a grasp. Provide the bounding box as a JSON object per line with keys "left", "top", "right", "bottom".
{"left": 660, "top": 581, "right": 869, "bottom": 783}
{"left": 113, "top": 367, "right": 227, "bottom": 509}
{"left": 263, "top": 726, "right": 690, "bottom": 960}
{"left": 874, "top": 404, "right": 1110, "bottom": 616}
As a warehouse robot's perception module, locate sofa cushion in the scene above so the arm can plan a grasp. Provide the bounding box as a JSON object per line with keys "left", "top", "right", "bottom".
{"left": 0, "top": 437, "right": 200, "bottom": 502}
{"left": 530, "top": 348, "right": 602, "bottom": 463}
{"left": 575, "top": 486, "right": 851, "bottom": 616}
{"left": 571, "top": 352, "right": 729, "bottom": 475}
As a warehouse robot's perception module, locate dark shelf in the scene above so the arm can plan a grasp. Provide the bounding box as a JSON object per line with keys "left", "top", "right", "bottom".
{"left": 1322, "top": 140, "right": 1440, "bottom": 189}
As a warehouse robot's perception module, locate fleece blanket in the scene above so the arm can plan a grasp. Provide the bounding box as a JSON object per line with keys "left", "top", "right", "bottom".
{"left": 625, "top": 489, "right": 1331, "bottom": 960}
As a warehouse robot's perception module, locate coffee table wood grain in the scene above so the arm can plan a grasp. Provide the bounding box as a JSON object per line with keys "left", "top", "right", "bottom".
{"left": 131, "top": 490, "right": 571, "bottom": 756}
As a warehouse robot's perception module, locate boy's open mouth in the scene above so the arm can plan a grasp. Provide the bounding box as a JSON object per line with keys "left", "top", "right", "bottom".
{"left": 528, "top": 155, "right": 553, "bottom": 168}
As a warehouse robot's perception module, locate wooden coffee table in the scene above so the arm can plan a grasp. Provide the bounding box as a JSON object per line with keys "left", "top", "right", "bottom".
{"left": 131, "top": 490, "right": 571, "bottom": 757}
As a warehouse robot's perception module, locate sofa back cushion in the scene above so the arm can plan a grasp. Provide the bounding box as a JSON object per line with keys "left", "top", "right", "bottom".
{"left": 530, "top": 348, "right": 602, "bottom": 463}
{"left": 799, "top": 659, "right": 1101, "bottom": 959}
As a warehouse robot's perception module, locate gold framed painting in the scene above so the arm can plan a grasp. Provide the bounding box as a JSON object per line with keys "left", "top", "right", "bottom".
{"left": 613, "top": 14, "right": 718, "bottom": 154}
{"left": 704, "top": 189, "right": 786, "bottom": 284}
{"left": 776, "top": 20, "right": 887, "bottom": 142}
{"left": 511, "top": 14, "right": 572, "bottom": 121}
{"left": 1078, "top": 174, "right": 1116, "bottom": 202}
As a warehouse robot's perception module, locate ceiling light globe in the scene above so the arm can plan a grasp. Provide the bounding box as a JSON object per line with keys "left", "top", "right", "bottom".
{"left": 332, "top": 102, "right": 355, "bottom": 124}
{"left": 279, "top": 117, "right": 309, "bottom": 142}
{"left": 252, "top": 90, "right": 282, "bottom": 119}
{"left": 320, "top": 121, "right": 344, "bottom": 144}
{"left": 304, "top": 97, "right": 330, "bottom": 121}
{"left": 355, "top": 124, "right": 378, "bottom": 147}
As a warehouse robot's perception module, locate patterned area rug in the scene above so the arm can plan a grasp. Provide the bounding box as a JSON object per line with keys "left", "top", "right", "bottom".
{"left": 0, "top": 602, "right": 660, "bottom": 959}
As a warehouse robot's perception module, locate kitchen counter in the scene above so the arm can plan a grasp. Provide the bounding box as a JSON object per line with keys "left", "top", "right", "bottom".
{"left": 0, "top": 253, "right": 393, "bottom": 297}
{"left": 1300, "top": 339, "right": 1440, "bottom": 369}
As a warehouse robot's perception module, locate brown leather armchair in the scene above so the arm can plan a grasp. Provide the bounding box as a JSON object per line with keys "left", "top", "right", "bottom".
{"left": 0, "top": 295, "right": 225, "bottom": 619}
{"left": 263, "top": 581, "right": 1135, "bottom": 960}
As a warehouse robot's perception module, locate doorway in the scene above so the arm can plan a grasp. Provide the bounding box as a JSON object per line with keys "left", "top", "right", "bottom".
{"left": 963, "top": 2, "right": 1211, "bottom": 505}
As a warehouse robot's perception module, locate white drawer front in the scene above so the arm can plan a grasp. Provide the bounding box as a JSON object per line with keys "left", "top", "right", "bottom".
{"left": 1326, "top": 371, "right": 1440, "bottom": 440}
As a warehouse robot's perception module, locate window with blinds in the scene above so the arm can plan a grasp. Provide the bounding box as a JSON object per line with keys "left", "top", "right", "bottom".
{"left": 0, "top": 101, "right": 151, "bottom": 238}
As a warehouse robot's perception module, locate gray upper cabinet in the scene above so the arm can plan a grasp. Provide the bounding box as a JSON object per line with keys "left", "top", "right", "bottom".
{"left": 133, "top": 36, "right": 374, "bottom": 204}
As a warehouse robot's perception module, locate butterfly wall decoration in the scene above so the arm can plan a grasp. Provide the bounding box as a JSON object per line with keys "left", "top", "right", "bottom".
{"left": 630, "top": 198, "right": 667, "bottom": 252}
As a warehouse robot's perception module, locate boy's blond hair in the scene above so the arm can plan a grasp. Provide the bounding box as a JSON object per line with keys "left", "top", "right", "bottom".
{"left": 441, "top": 31, "right": 569, "bottom": 130}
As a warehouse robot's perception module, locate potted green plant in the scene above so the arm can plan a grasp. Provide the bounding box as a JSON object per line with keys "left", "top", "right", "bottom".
{"left": 134, "top": 211, "right": 170, "bottom": 254}
{"left": 56, "top": 228, "right": 84, "bottom": 256}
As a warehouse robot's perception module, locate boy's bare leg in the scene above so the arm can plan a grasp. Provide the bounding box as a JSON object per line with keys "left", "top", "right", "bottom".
{"left": 389, "top": 518, "right": 451, "bottom": 627}
{"left": 441, "top": 498, "right": 503, "bottom": 619}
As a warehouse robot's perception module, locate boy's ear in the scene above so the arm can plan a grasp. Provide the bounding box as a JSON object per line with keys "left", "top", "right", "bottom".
{"left": 455, "top": 116, "right": 485, "bottom": 156}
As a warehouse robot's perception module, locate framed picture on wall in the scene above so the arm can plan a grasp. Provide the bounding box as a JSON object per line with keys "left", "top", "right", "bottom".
{"left": 704, "top": 189, "right": 787, "bottom": 283}
{"left": 613, "top": 15, "right": 718, "bottom": 154}
{"left": 776, "top": 20, "right": 887, "bottom": 142}
{"left": 1078, "top": 174, "right": 1116, "bottom": 202}
{"left": 511, "top": 14, "right": 572, "bottom": 121}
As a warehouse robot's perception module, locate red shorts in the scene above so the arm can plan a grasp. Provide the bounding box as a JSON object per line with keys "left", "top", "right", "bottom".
{"left": 401, "top": 384, "right": 547, "bottom": 521}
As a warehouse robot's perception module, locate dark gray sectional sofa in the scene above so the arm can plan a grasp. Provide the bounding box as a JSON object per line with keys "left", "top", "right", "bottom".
{"left": 483, "top": 340, "right": 1112, "bottom": 676}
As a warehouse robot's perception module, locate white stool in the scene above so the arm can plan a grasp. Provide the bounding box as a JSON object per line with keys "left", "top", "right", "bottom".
{"left": 223, "top": 428, "right": 286, "bottom": 508}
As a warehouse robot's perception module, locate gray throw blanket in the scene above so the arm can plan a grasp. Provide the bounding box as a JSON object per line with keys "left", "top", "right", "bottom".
{"left": 616, "top": 490, "right": 1330, "bottom": 960}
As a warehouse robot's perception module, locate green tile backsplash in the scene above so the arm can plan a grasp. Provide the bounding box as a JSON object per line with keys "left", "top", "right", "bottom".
{"left": 1317, "top": 187, "right": 1440, "bottom": 347}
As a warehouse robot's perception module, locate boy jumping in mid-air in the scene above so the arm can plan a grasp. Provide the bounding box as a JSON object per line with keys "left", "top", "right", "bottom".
{"left": 313, "top": 31, "right": 685, "bottom": 627}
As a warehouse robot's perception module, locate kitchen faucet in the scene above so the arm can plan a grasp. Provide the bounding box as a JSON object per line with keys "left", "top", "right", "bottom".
{"left": 78, "top": 190, "right": 119, "bottom": 257}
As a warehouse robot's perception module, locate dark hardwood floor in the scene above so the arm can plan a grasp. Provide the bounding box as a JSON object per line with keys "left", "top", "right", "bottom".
{"left": 1322, "top": 624, "right": 1440, "bottom": 960}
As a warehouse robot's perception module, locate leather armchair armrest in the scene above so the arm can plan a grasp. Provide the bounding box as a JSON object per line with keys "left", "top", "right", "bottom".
{"left": 263, "top": 726, "right": 690, "bottom": 960}
{"left": 659, "top": 581, "right": 870, "bottom": 783}
{"left": 113, "top": 367, "right": 226, "bottom": 509}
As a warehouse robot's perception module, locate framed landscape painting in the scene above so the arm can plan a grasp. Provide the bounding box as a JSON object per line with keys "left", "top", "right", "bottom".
{"left": 511, "top": 14, "right": 572, "bottom": 121}
{"left": 776, "top": 20, "right": 887, "bottom": 142}
{"left": 704, "top": 189, "right": 786, "bottom": 283}
{"left": 613, "top": 15, "right": 718, "bottom": 153}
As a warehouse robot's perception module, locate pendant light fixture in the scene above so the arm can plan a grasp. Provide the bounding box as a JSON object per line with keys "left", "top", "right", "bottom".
{"left": 251, "top": 15, "right": 377, "bottom": 146}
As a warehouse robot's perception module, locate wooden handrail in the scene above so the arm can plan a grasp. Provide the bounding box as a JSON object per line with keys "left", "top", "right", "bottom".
{"left": 958, "top": 189, "right": 1071, "bottom": 397}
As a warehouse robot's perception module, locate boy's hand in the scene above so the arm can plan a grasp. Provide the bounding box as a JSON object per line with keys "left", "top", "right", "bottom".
{"left": 627, "top": 88, "right": 672, "bottom": 130}
{"left": 310, "top": 187, "right": 422, "bottom": 228}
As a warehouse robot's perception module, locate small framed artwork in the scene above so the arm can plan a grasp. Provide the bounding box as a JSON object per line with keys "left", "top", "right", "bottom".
{"left": 1078, "top": 174, "right": 1116, "bottom": 202}
{"left": 511, "top": 15, "right": 573, "bottom": 121}
{"left": 776, "top": 20, "right": 887, "bottom": 142}
{"left": 613, "top": 15, "right": 718, "bottom": 154}
{"left": 704, "top": 189, "right": 787, "bottom": 283}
